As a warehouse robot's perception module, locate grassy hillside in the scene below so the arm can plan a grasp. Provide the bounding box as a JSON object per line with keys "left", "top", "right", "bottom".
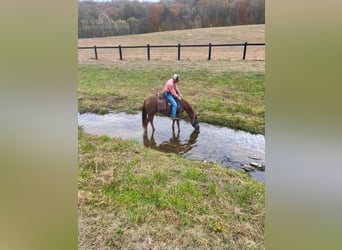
{"left": 78, "top": 128, "right": 265, "bottom": 249}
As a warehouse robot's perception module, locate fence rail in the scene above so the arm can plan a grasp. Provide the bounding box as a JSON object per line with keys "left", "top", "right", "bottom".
{"left": 78, "top": 42, "right": 265, "bottom": 61}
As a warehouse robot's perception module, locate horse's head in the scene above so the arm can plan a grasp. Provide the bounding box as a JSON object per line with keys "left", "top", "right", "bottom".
{"left": 191, "top": 114, "right": 200, "bottom": 130}
{"left": 181, "top": 98, "right": 199, "bottom": 130}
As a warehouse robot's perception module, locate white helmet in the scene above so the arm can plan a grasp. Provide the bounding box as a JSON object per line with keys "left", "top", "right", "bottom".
{"left": 173, "top": 74, "right": 179, "bottom": 81}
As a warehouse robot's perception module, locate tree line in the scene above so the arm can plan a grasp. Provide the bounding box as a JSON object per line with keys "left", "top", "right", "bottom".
{"left": 78, "top": 0, "right": 265, "bottom": 38}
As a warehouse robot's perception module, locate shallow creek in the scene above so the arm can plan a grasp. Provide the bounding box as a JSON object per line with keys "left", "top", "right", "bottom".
{"left": 78, "top": 112, "right": 265, "bottom": 182}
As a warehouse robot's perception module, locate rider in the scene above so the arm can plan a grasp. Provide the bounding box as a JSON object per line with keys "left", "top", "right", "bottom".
{"left": 163, "top": 74, "right": 183, "bottom": 120}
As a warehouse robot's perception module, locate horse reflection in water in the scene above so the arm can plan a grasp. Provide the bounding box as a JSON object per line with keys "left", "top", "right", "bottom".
{"left": 143, "top": 129, "right": 200, "bottom": 155}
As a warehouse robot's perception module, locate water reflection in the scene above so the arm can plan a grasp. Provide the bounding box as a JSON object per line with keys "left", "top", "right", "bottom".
{"left": 143, "top": 129, "right": 200, "bottom": 155}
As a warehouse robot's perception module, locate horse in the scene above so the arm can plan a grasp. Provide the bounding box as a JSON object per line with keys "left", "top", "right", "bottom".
{"left": 142, "top": 93, "right": 200, "bottom": 132}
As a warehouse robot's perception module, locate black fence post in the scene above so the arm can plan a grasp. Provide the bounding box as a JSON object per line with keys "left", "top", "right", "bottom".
{"left": 178, "top": 43, "right": 181, "bottom": 60}
{"left": 118, "top": 45, "right": 123, "bottom": 60}
{"left": 208, "top": 43, "right": 212, "bottom": 60}
{"left": 243, "top": 42, "right": 247, "bottom": 60}
{"left": 147, "top": 44, "right": 150, "bottom": 60}
{"left": 94, "top": 45, "right": 98, "bottom": 60}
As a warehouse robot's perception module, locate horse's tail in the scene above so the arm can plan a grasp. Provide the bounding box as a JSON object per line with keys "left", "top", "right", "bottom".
{"left": 142, "top": 100, "right": 148, "bottom": 130}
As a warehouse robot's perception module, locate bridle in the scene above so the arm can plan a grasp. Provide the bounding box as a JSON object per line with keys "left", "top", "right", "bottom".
{"left": 191, "top": 115, "right": 198, "bottom": 128}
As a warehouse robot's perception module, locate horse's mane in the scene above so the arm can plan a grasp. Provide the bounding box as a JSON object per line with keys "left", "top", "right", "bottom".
{"left": 181, "top": 98, "right": 195, "bottom": 117}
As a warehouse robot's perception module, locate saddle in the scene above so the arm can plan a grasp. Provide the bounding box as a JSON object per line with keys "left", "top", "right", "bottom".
{"left": 156, "top": 92, "right": 181, "bottom": 115}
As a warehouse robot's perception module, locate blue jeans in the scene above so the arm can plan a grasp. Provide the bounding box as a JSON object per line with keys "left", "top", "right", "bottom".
{"left": 164, "top": 92, "right": 177, "bottom": 117}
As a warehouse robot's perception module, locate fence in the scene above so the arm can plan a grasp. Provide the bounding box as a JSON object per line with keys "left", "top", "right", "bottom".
{"left": 78, "top": 42, "right": 265, "bottom": 61}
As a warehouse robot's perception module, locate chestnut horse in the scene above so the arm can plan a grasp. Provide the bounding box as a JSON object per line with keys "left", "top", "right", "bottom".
{"left": 142, "top": 94, "right": 199, "bottom": 132}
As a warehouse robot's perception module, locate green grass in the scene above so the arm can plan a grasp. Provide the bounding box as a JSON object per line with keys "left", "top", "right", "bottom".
{"left": 78, "top": 127, "right": 265, "bottom": 249}
{"left": 78, "top": 62, "right": 265, "bottom": 134}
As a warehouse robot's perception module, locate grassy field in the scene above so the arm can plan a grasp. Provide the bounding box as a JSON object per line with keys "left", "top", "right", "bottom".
{"left": 78, "top": 24, "right": 265, "bottom": 62}
{"left": 78, "top": 60, "right": 264, "bottom": 134}
{"left": 78, "top": 128, "right": 265, "bottom": 249}
{"left": 78, "top": 25, "right": 265, "bottom": 249}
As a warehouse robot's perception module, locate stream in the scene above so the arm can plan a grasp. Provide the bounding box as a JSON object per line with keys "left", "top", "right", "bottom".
{"left": 78, "top": 112, "right": 265, "bottom": 182}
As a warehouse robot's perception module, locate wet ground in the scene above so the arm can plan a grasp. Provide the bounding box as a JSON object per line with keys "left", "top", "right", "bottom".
{"left": 78, "top": 112, "right": 265, "bottom": 182}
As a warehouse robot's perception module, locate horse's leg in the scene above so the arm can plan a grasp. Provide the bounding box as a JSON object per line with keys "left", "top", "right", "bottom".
{"left": 150, "top": 129, "right": 155, "bottom": 140}
{"left": 144, "top": 115, "right": 149, "bottom": 131}
{"left": 176, "top": 119, "right": 180, "bottom": 131}
{"left": 172, "top": 120, "right": 175, "bottom": 130}
{"left": 143, "top": 130, "right": 149, "bottom": 146}
{"left": 150, "top": 114, "right": 155, "bottom": 131}
{"left": 146, "top": 99, "right": 156, "bottom": 131}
